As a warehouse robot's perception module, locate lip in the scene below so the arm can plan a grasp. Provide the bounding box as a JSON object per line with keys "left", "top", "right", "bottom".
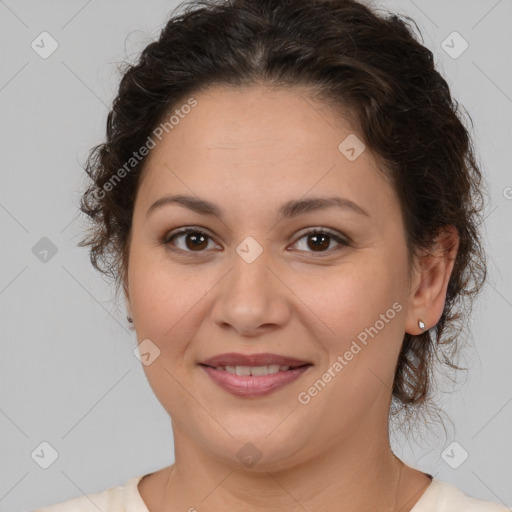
{"left": 200, "top": 365, "right": 312, "bottom": 397}
{"left": 198, "top": 352, "right": 313, "bottom": 398}
{"left": 200, "top": 352, "right": 311, "bottom": 368}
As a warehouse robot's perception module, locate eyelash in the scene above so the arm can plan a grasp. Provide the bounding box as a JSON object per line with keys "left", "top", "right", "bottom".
{"left": 162, "top": 226, "right": 350, "bottom": 257}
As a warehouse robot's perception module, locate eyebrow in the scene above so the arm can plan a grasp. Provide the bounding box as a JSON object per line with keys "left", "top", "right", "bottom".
{"left": 145, "top": 194, "right": 370, "bottom": 219}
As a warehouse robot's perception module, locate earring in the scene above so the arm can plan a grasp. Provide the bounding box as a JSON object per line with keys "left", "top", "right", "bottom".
{"left": 127, "top": 315, "right": 133, "bottom": 323}
{"left": 418, "top": 319, "right": 426, "bottom": 330}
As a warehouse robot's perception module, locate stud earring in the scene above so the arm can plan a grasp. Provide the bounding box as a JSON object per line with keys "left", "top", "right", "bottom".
{"left": 127, "top": 315, "right": 133, "bottom": 323}
{"left": 418, "top": 319, "right": 425, "bottom": 330}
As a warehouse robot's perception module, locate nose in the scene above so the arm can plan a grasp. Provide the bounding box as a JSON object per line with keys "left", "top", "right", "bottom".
{"left": 210, "top": 244, "right": 292, "bottom": 337}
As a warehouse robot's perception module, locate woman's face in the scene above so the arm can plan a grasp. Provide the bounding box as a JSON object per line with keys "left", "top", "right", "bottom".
{"left": 125, "top": 84, "right": 423, "bottom": 469}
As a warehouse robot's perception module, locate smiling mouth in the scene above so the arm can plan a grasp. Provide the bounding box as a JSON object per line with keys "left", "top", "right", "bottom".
{"left": 198, "top": 362, "right": 313, "bottom": 397}
{"left": 199, "top": 363, "right": 311, "bottom": 375}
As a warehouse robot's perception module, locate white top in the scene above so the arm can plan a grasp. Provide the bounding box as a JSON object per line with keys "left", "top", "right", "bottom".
{"left": 32, "top": 474, "right": 510, "bottom": 511}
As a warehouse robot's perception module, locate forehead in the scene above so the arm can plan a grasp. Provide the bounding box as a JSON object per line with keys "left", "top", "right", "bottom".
{"left": 148, "top": 84, "right": 358, "bottom": 159}
{"left": 136, "top": 84, "right": 396, "bottom": 219}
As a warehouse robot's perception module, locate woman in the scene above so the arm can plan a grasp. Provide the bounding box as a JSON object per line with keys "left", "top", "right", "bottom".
{"left": 34, "top": 0, "right": 508, "bottom": 510}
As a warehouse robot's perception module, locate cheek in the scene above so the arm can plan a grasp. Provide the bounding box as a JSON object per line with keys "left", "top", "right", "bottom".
{"left": 128, "top": 250, "right": 198, "bottom": 414}
{"left": 308, "top": 260, "right": 399, "bottom": 340}
{"left": 128, "top": 246, "right": 193, "bottom": 356}
{"left": 307, "top": 259, "right": 406, "bottom": 393}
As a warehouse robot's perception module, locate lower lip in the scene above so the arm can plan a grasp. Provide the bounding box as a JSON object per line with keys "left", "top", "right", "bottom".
{"left": 200, "top": 365, "right": 312, "bottom": 397}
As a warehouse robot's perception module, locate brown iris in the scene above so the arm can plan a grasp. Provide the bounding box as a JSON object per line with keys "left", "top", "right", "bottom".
{"left": 306, "top": 233, "right": 330, "bottom": 252}
{"left": 184, "top": 232, "right": 209, "bottom": 251}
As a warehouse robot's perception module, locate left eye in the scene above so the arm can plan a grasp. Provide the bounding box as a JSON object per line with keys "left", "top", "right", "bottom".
{"left": 292, "top": 229, "right": 349, "bottom": 254}
{"left": 163, "top": 227, "right": 349, "bottom": 255}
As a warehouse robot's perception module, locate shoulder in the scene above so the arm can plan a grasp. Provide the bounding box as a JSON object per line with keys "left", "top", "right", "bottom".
{"left": 31, "top": 475, "right": 147, "bottom": 512}
{"left": 412, "top": 478, "right": 510, "bottom": 512}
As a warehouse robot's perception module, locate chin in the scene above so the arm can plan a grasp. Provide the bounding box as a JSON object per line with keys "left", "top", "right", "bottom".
{"left": 196, "top": 418, "right": 316, "bottom": 471}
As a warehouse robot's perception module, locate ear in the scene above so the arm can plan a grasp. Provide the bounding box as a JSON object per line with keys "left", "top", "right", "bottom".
{"left": 124, "top": 283, "right": 132, "bottom": 318}
{"left": 123, "top": 278, "right": 136, "bottom": 331}
{"left": 120, "top": 243, "right": 133, "bottom": 319}
{"left": 405, "top": 225, "right": 459, "bottom": 335}
{"left": 121, "top": 262, "right": 133, "bottom": 319}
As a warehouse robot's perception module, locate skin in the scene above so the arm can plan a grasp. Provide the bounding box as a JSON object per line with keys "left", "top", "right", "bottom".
{"left": 124, "top": 84, "right": 459, "bottom": 511}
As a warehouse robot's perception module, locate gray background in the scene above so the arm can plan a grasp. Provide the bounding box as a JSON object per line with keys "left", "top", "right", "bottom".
{"left": 0, "top": 1, "right": 511, "bottom": 510}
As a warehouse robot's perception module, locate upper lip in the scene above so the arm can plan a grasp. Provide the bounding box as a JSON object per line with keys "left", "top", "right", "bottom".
{"left": 200, "top": 352, "right": 312, "bottom": 368}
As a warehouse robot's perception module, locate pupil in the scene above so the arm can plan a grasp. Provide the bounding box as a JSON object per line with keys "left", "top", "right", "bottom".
{"left": 309, "top": 234, "right": 329, "bottom": 251}
{"left": 186, "top": 233, "right": 207, "bottom": 250}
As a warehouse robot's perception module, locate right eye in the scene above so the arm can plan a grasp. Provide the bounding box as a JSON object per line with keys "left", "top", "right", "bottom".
{"left": 162, "top": 227, "right": 220, "bottom": 253}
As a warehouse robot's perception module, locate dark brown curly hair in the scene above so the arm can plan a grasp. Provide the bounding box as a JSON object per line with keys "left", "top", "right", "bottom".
{"left": 78, "top": 0, "right": 487, "bottom": 422}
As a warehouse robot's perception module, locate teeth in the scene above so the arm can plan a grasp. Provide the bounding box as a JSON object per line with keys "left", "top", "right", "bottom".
{"left": 250, "top": 366, "right": 268, "bottom": 376}
{"left": 235, "top": 366, "right": 251, "bottom": 376}
{"left": 217, "top": 365, "right": 292, "bottom": 375}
